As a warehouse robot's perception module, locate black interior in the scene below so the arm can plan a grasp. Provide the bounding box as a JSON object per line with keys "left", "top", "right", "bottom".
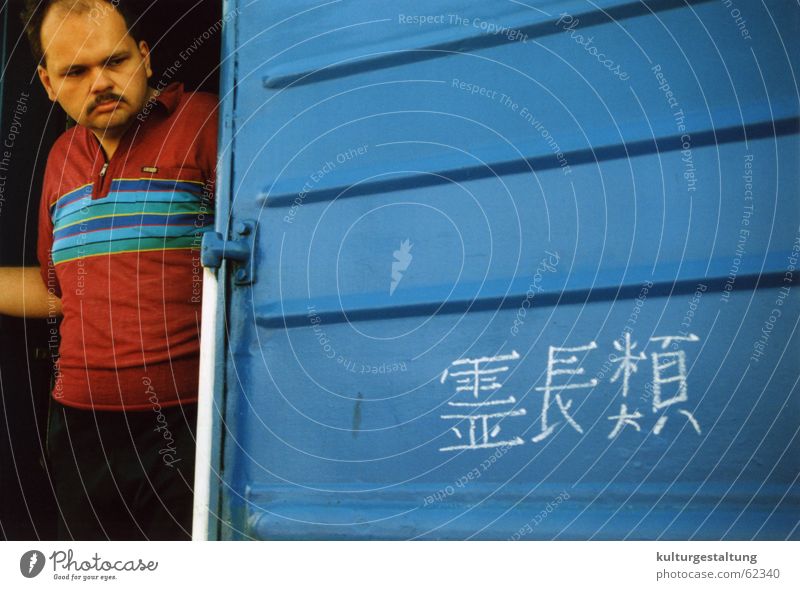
{"left": 0, "top": 0, "right": 223, "bottom": 540}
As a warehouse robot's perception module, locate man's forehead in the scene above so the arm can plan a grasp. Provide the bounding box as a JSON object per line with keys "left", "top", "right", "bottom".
{"left": 41, "top": 1, "right": 134, "bottom": 67}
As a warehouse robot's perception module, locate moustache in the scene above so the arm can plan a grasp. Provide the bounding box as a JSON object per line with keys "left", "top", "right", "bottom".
{"left": 90, "top": 94, "right": 125, "bottom": 113}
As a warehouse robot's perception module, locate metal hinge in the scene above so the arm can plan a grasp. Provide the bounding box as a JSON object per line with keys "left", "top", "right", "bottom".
{"left": 200, "top": 220, "right": 257, "bottom": 285}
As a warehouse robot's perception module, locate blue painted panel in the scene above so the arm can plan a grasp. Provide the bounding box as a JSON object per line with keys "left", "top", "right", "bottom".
{"left": 211, "top": 0, "right": 800, "bottom": 539}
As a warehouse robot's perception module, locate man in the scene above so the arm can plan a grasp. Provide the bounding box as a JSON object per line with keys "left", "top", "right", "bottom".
{"left": 0, "top": 0, "right": 218, "bottom": 539}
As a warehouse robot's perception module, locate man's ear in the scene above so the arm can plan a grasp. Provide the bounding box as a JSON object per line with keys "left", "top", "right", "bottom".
{"left": 36, "top": 64, "right": 58, "bottom": 102}
{"left": 138, "top": 40, "right": 152, "bottom": 78}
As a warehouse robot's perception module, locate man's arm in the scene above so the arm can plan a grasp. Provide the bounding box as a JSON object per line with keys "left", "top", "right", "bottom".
{"left": 0, "top": 267, "right": 62, "bottom": 318}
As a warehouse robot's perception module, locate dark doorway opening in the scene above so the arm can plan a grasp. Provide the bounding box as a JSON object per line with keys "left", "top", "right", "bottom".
{"left": 0, "top": 0, "right": 224, "bottom": 540}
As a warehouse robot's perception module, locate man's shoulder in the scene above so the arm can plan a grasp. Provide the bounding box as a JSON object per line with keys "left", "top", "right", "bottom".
{"left": 51, "top": 124, "right": 83, "bottom": 151}
{"left": 46, "top": 124, "right": 85, "bottom": 166}
{"left": 177, "top": 88, "right": 219, "bottom": 118}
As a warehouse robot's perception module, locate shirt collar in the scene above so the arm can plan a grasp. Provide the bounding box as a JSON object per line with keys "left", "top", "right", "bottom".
{"left": 81, "top": 82, "right": 184, "bottom": 158}
{"left": 148, "top": 81, "right": 183, "bottom": 115}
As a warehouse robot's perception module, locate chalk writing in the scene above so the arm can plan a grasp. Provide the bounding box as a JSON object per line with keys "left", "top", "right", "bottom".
{"left": 439, "top": 351, "right": 526, "bottom": 451}
{"left": 437, "top": 334, "right": 702, "bottom": 452}
{"left": 532, "top": 343, "right": 598, "bottom": 442}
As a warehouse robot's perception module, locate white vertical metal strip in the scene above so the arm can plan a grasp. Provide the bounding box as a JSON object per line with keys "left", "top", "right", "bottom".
{"left": 192, "top": 267, "right": 219, "bottom": 540}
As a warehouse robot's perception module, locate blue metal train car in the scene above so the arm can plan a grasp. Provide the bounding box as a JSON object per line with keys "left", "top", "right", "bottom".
{"left": 193, "top": 0, "right": 800, "bottom": 540}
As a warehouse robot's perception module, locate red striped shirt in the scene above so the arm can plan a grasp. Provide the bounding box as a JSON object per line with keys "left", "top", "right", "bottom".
{"left": 37, "top": 82, "right": 218, "bottom": 411}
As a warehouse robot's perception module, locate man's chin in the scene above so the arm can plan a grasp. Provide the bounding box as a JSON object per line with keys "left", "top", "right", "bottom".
{"left": 84, "top": 110, "right": 133, "bottom": 132}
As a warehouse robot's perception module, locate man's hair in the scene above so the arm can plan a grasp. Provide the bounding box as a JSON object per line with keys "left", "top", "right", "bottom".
{"left": 20, "top": 0, "right": 144, "bottom": 66}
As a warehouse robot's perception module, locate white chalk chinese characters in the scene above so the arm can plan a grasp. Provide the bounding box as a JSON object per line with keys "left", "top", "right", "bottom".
{"left": 649, "top": 334, "right": 701, "bottom": 435}
{"left": 439, "top": 351, "right": 526, "bottom": 451}
{"left": 437, "top": 334, "right": 702, "bottom": 453}
{"left": 532, "top": 343, "right": 598, "bottom": 442}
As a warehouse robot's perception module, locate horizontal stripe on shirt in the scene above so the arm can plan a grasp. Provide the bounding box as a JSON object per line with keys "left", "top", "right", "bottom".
{"left": 55, "top": 204, "right": 212, "bottom": 236}
{"left": 50, "top": 178, "right": 206, "bottom": 215}
{"left": 53, "top": 214, "right": 213, "bottom": 248}
{"left": 55, "top": 190, "right": 209, "bottom": 222}
{"left": 50, "top": 178, "right": 213, "bottom": 265}
{"left": 52, "top": 235, "right": 204, "bottom": 265}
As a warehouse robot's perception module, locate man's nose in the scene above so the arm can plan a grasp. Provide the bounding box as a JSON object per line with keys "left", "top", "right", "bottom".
{"left": 89, "top": 67, "right": 114, "bottom": 94}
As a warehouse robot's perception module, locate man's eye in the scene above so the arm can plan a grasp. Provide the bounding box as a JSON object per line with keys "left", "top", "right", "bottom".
{"left": 109, "top": 58, "right": 124, "bottom": 66}
{"left": 66, "top": 70, "right": 82, "bottom": 77}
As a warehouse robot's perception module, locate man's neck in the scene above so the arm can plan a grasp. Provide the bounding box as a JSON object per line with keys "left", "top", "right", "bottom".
{"left": 92, "top": 130, "right": 122, "bottom": 161}
{"left": 91, "top": 86, "right": 156, "bottom": 160}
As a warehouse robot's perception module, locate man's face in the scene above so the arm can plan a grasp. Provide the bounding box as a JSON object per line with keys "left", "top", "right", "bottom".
{"left": 36, "top": 1, "right": 152, "bottom": 136}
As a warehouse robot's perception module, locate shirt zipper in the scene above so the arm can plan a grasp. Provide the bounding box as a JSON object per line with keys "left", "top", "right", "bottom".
{"left": 89, "top": 115, "right": 143, "bottom": 199}
{"left": 92, "top": 159, "right": 110, "bottom": 200}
